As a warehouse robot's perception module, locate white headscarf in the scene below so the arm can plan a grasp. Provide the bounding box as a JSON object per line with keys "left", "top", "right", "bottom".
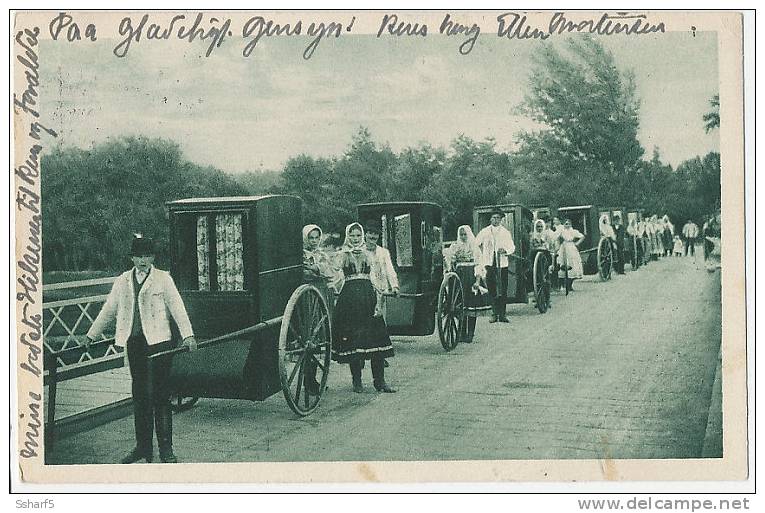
{"left": 302, "top": 224, "right": 323, "bottom": 250}
{"left": 599, "top": 214, "right": 615, "bottom": 239}
{"left": 342, "top": 222, "right": 365, "bottom": 252}
{"left": 456, "top": 225, "right": 476, "bottom": 245}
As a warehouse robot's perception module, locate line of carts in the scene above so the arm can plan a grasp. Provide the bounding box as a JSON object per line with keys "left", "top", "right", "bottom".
{"left": 156, "top": 196, "right": 653, "bottom": 417}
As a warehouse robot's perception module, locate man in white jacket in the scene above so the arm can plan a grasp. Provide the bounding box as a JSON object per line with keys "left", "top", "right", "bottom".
{"left": 363, "top": 222, "right": 399, "bottom": 392}
{"left": 475, "top": 208, "right": 516, "bottom": 323}
{"left": 85, "top": 235, "right": 196, "bottom": 464}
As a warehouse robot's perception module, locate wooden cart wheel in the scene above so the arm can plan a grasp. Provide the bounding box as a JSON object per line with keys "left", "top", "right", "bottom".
{"left": 437, "top": 272, "right": 465, "bottom": 352}
{"left": 532, "top": 251, "right": 551, "bottom": 313}
{"left": 278, "top": 284, "right": 332, "bottom": 417}
{"left": 170, "top": 395, "right": 199, "bottom": 413}
{"left": 597, "top": 238, "right": 613, "bottom": 281}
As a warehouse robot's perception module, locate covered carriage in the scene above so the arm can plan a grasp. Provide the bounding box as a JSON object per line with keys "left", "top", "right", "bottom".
{"left": 156, "top": 195, "right": 333, "bottom": 416}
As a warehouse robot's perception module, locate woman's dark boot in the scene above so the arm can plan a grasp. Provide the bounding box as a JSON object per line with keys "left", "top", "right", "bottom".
{"left": 350, "top": 358, "right": 363, "bottom": 393}
{"left": 371, "top": 357, "right": 396, "bottom": 393}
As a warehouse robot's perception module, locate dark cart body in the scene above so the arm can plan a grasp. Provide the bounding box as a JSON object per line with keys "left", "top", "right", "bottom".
{"left": 472, "top": 204, "right": 551, "bottom": 312}
{"left": 162, "top": 195, "right": 332, "bottom": 415}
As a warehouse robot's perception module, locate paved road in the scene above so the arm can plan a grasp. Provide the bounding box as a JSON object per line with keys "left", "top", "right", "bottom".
{"left": 48, "top": 254, "right": 722, "bottom": 464}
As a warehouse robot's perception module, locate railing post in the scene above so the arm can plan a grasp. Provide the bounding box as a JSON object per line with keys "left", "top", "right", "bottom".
{"left": 44, "top": 351, "right": 58, "bottom": 456}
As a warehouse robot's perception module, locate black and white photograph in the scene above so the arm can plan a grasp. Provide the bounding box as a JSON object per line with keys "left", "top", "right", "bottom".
{"left": 12, "top": 9, "right": 749, "bottom": 487}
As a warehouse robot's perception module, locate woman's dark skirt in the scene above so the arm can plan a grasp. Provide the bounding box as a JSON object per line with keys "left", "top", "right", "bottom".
{"left": 332, "top": 279, "right": 394, "bottom": 364}
{"left": 455, "top": 264, "right": 490, "bottom": 316}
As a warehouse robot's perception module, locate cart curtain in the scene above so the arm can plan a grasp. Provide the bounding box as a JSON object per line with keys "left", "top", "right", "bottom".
{"left": 196, "top": 216, "right": 210, "bottom": 291}
{"left": 215, "top": 213, "right": 244, "bottom": 291}
{"left": 195, "top": 213, "right": 245, "bottom": 291}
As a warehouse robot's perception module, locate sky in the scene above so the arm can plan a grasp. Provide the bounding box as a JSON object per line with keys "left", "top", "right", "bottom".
{"left": 39, "top": 30, "right": 720, "bottom": 174}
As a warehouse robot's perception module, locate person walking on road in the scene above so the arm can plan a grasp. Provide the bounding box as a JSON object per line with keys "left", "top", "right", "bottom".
{"left": 332, "top": 223, "right": 396, "bottom": 394}
{"left": 85, "top": 234, "right": 197, "bottom": 464}
{"left": 475, "top": 208, "right": 516, "bottom": 323}
{"left": 557, "top": 219, "right": 585, "bottom": 292}
{"left": 682, "top": 219, "right": 700, "bottom": 256}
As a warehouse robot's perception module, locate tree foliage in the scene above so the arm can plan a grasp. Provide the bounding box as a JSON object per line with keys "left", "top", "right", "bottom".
{"left": 703, "top": 94, "right": 720, "bottom": 133}
{"left": 515, "top": 36, "right": 644, "bottom": 208}
{"left": 41, "top": 136, "right": 246, "bottom": 271}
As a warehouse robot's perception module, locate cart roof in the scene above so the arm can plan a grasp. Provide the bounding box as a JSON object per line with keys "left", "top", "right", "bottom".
{"left": 557, "top": 205, "right": 594, "bottom": 211}
{"left": 474, "top": 203, "right": 529, "bottom": 211}
{"left": 358, "top": 201, "right": 442, "bottom": 209}
{"left": 167, "top": 195, "right": 298, "bottom": 208}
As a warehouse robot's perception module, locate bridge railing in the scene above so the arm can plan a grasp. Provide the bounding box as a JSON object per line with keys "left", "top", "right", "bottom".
{"left": 43, "top": 276, "right": 125, "bottom": 449}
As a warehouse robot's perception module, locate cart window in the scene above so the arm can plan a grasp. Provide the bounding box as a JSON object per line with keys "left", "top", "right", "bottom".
{"left": 215, "top": 213, "right": 244, "bottom": 291}
{"left": 196, "top": 216, "right": 211, "bottom": 291}
{"left": 394, "top": 214, "right": 413, "bottom": 267}
{"left": 502, "top": 211, "right": 516, "bottom": 237}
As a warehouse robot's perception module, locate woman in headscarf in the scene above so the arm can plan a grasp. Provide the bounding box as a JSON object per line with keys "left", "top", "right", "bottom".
{"left": 530, "top": 219, "right": 550, "bottom": 251}
{"left": 332, "top": 223, "right": 396, "bottom": 393}
{"left": 599, "top": 214, "right": 616, "bottom": 242}
{"left": 444, "top": 225, "right": 486, "bottom": 343}
{"left": 557, "top": 218, "right": 584, "bottom": 292}
{"left": 599, "top": 214, "right": 619, "bottom": 271}
{"left": 302, "top": 224, "right": 340, "bottom": 295}
{"left": 661, "top": 215, "right": 674, "bottom": 257}
{"left": 649, "top": 215, "right": 664, "bottom": 259}
{"left": 301, "top": 224, "right": 339, "bottom": 396}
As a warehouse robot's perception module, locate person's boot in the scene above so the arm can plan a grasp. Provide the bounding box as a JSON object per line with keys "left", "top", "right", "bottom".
{"left": 304, "top": 358, "right": 321, "bottom": 395}
{"left": 372, "top": 358, "right": 396, "bottom": 393}
{"left": 155, "top": 404, "right": 177, "bottom": 463}
{"left": 489, "top": 301, "right": 499, "bottom": 323}
{"left": 497, "top": 301, "right": 509, "bottom": 323}
{"left": 350, "top": 359, "right": 363, "bottom": 393}
{"left": 466, "top": 317, "right": 476, "bottom": 343}
{"left": 120, "top": 446, "right": 152, "bottom": 464}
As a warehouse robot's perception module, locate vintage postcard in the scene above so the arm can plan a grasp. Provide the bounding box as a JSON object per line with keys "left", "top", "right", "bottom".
{"left": 12, "top": 9, "right": 749, "bottom": 487}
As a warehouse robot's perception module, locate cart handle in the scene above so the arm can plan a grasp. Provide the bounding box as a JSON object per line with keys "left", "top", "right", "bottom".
{"left": 149, "top": 316, "right": 282, "bottom": 360}
{"left": 382, "top": 292, "right": 426, "bottom": 298}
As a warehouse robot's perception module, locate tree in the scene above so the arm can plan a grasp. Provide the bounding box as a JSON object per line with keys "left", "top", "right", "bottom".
{"left": 41, "top": 136, "right": 247, "bottom": 271}
{"left": 424, "top": 136, "right": 514, "bottom": 236}
{"left": 703, "top": 94, "right": 720, "bottom": 133}
{"left": 515, "top": 36, "right": 645, "bottom": 208}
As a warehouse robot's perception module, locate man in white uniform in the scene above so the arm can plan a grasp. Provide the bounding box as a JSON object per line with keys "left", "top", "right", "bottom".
{"left": 85, "top": 235, "right": 197, "bottom": 463}
{"left": 475, "top": 208, "right": 516, "bottom": 323}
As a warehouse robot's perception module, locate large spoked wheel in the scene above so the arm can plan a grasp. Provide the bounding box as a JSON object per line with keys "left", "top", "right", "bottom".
{"left": 597, "top": 238, "right": 613, "bottom": 281}
{"left": 437, "top": 272, "right": 465, "bottom": 352}
{"left": 532, "top": 251, "right": 552, "bottom": 313}
{"left": 278, "top": 284, "right": 332, "bottom": 417}
{"left": 170, "top": 395, "right": 199, "bottom": 413}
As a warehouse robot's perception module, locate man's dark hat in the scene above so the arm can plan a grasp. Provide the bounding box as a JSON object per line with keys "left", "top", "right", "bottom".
{"left": 364, "top": 222, "right": 382, "bottom": 235}
{"left": 130, "top": 234, "right": 155, "bottom": 256}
